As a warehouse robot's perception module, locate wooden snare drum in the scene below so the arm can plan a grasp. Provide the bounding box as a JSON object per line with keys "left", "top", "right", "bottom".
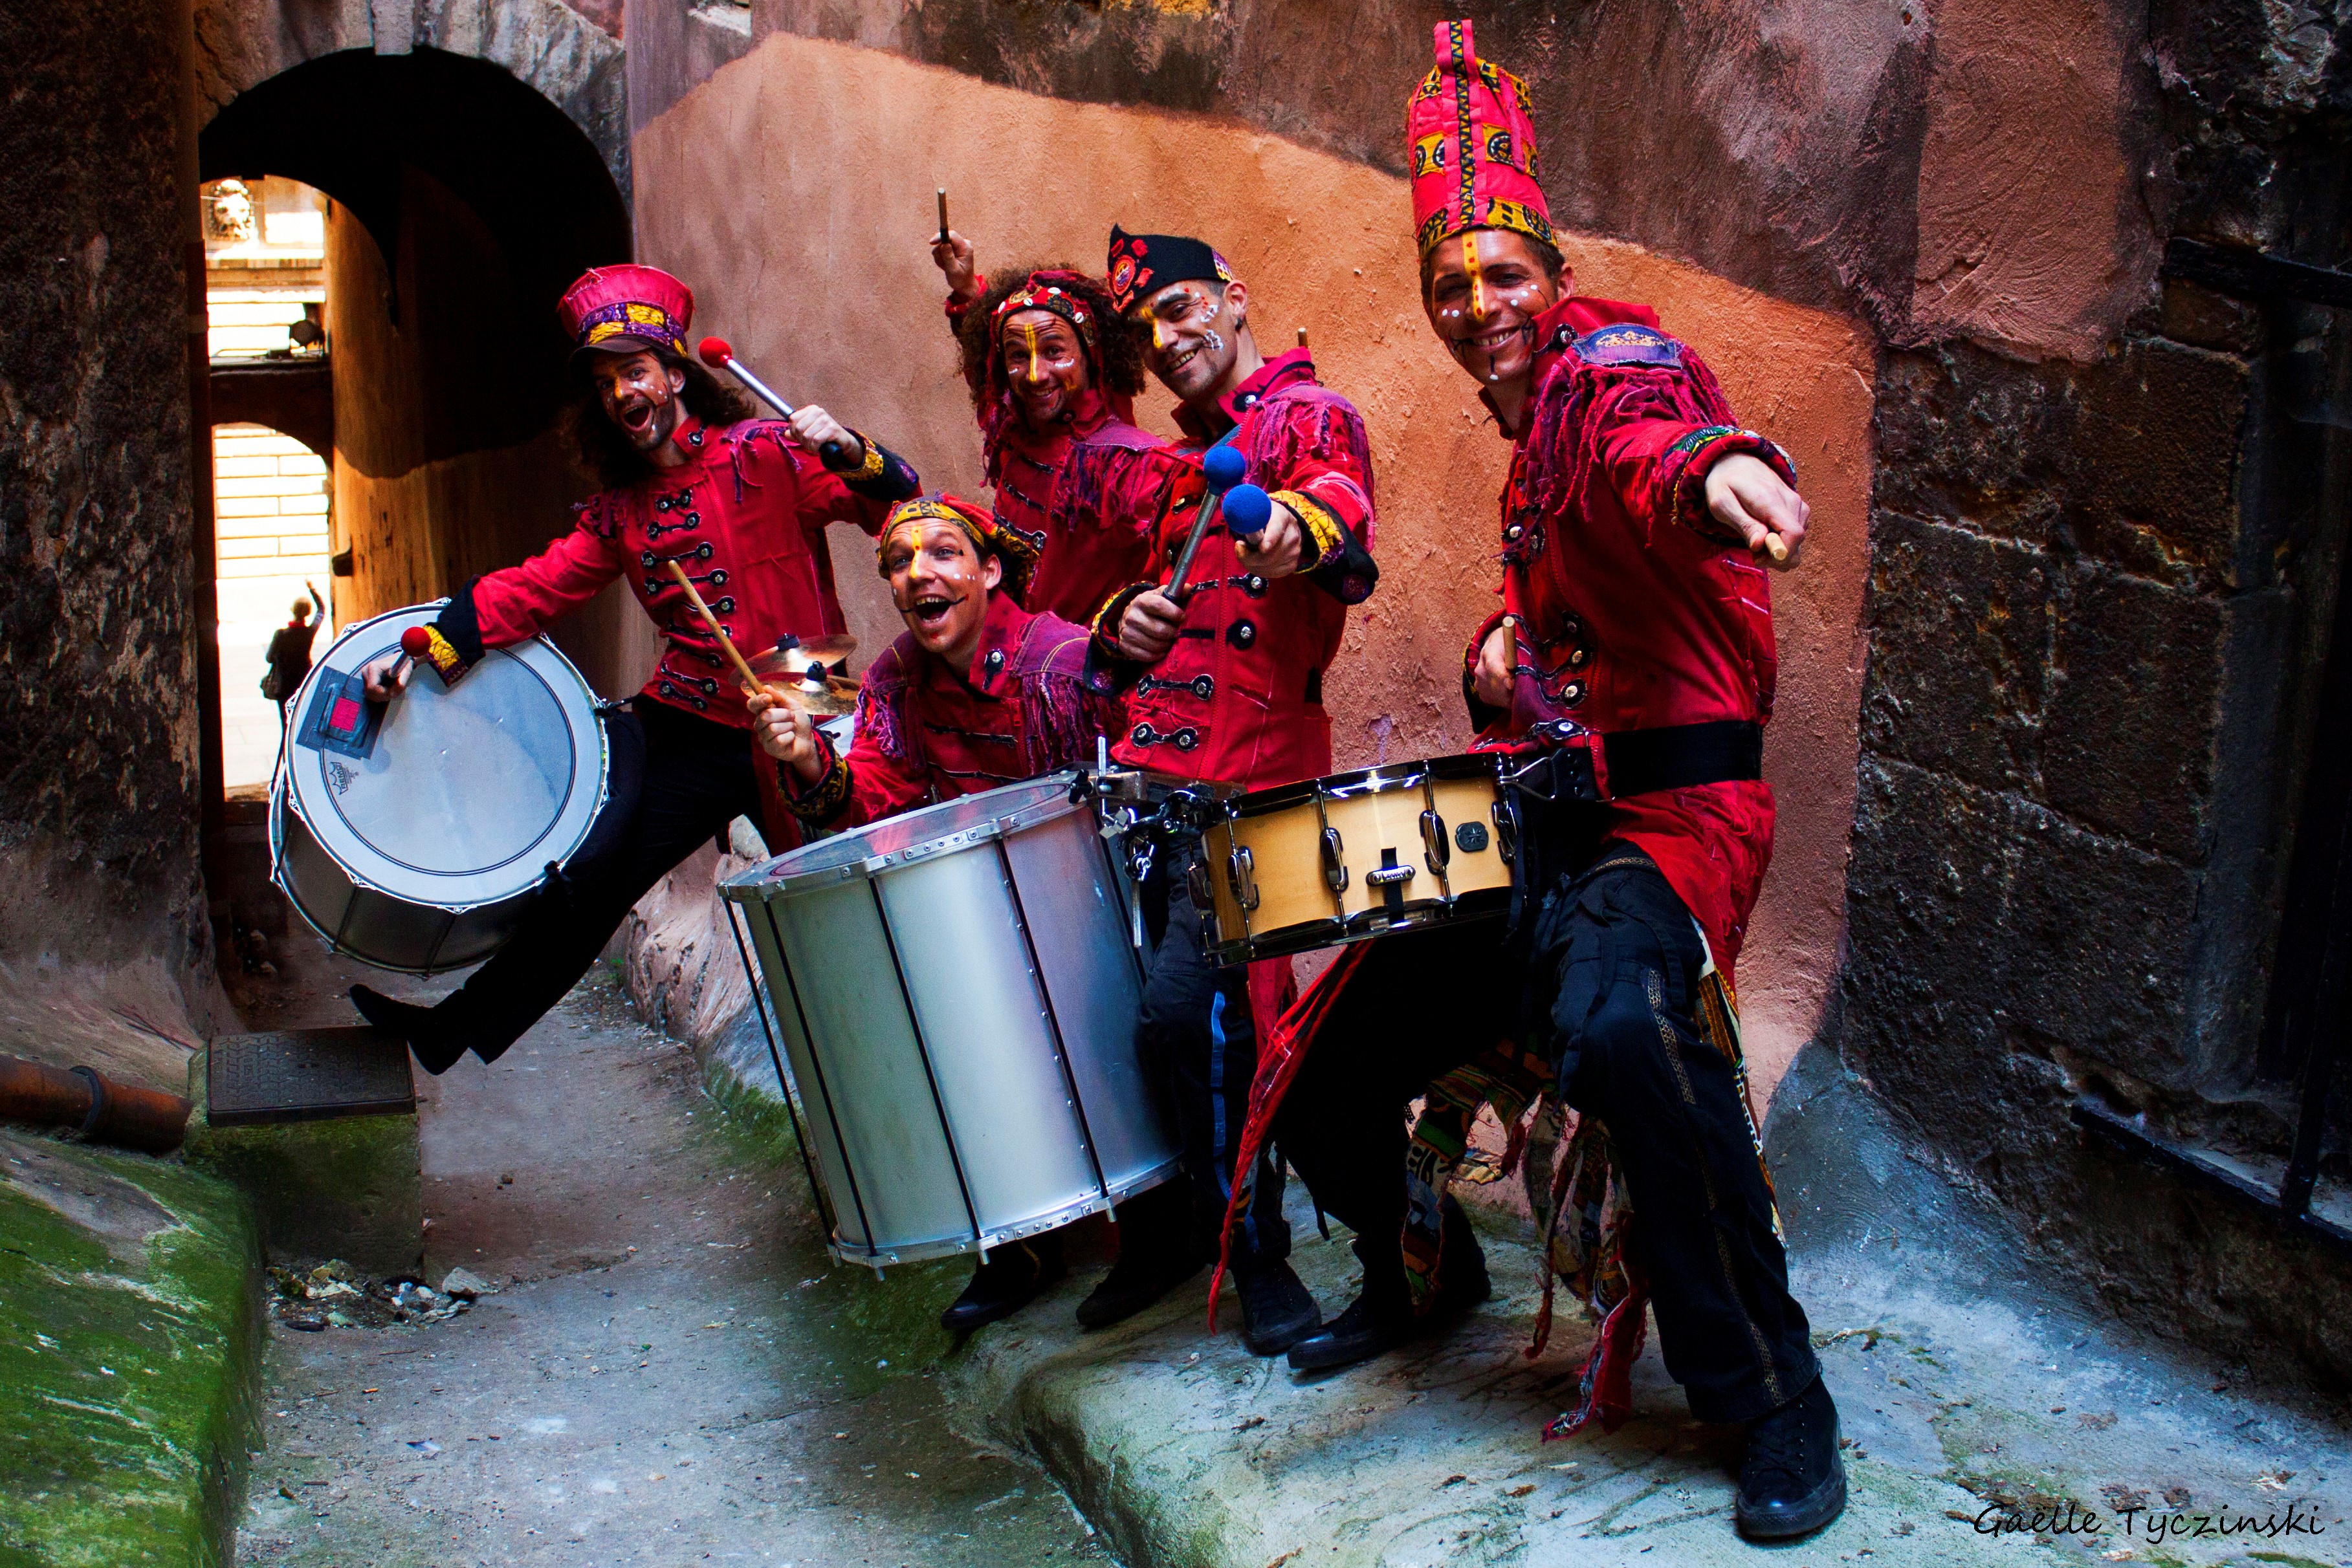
{"left": 1196, "top": 753, "right": 1516, "bottom": 964}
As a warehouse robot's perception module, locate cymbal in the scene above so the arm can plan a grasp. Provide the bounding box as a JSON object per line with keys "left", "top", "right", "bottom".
{"left": 795, "top": 633, "right": 857, "bottom": 665}
{"left": 757, "top": 674, "right": 857, "bottom": 717}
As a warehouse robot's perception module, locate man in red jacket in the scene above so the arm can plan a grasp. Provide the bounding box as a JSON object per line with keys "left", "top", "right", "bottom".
{"left": 758, "top": 492, "right": 1128, "bottom": 1331}
{"left": 929, "top": 233, "right": 1174, "bottom": 626}
{"left": 349, "top": 265, "right": 921, "bottom": 1073}
{"left": 1075, "top": 228, "right": 1379, "bottom": 1355}
{"left": 1264, "top": 23, "right": 1844, "bottom": 1543}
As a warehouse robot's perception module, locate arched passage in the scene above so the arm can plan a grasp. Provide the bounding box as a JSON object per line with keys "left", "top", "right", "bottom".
{"left": 192, "top": 46, "right": 636, "bottom": 1018}
{"left": 197, "top": 45, "right": 635, "bottom": 696}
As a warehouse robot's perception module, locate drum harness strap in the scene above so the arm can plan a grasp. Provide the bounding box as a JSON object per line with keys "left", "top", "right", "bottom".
{"left": 1493, "top": 717, "right": 1763, "bottom": 936}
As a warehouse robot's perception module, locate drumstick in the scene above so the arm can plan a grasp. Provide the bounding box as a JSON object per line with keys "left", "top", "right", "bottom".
{"left": 663, "top": 558, "right": 764, "bottom": 696}
{"left": 936, "top": 189, "right": 950, "bottom": 245}
{"left": 1763, "top": 534, "right": 1790, "bottom": 562}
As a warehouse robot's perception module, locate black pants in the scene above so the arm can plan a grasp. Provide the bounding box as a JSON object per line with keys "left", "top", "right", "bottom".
{"left": 1123, "top": 862, "right": 1289, "bottom": 1269}
{"left": 1279, "top": 847, "right": 1817, "bottom": 1424}
{"left": 432, "top": 702, "right": 760, "bottom": 1061}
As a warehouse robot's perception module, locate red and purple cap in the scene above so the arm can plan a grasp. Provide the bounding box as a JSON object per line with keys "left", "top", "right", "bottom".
{"left": 1407, "top": 19, "right": 1554, "bottom": 259}
{"left": 557, "top": 265, "right": 694, "bottom": 370}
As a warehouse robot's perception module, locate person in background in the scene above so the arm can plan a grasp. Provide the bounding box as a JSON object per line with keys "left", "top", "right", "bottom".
{"left": 261, "top": 580, "right": 325, "bottom": 726}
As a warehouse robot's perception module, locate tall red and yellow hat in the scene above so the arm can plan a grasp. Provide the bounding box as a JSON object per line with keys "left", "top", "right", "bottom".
{"left": 1407, "top": 19, "right": 1554, "bottom": 259}
{"left": 557, "top": 265, "right": 694, "bottom": 369}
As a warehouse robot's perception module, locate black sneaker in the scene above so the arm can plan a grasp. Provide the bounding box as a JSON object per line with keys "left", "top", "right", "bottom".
{"left": 1234, "top": 1260, "right": 1321, "bottom": 1356}
{"left": 1735, "top": 1377, "right": 1847, "bottom": 1540}
{"left": 350, "top": 985, "right": 467, "bottom": 1076}
{"left": 940, "top": 1235, "right": 1065, "bottom": 1333}
{"left": 1075, "top": 1247, "right": 1203, "bottom": 1329}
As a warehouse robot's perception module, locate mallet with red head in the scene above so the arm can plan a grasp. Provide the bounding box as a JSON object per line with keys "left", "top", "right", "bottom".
{"left": 697, "top": 337, "right": 850, "bottom": 467}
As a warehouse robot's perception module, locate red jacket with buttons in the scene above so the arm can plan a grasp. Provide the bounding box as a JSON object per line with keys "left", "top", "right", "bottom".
{"left": 1466, "top": 297, "right": 1795, "bottom": 985}
{"left": 1092, "top": 351, "right": 1378, "bottom": 790}
{"left": 423, "top": 415, "right": 919, "bottom": 727}
{"left": 783, "top": 593, "right": 1122, "bottom": 829}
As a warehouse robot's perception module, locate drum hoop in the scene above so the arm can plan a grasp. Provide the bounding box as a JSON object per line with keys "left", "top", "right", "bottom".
{"left": 723, "top": 772, "right": 1090, "bottom": 899}
{"left": 824, "top": 1157, "right": 1183, "bottom": 1269}
{"left": 1204, "top": 887, "right": 1510, "bottom": 965}
{"left": 1231, "top": 752, "right": 1502, "bottom": 819}
{"left": 277, "top": 605, "right": 610, "bottom": 913}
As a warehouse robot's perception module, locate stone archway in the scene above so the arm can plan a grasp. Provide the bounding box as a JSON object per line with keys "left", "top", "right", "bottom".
{"left": 192, "top": 0, "right": 628, "bottom": 203}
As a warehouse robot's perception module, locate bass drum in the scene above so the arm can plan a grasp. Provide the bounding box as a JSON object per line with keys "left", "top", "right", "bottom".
{"left": 270, "top": 604, "right": 610, "bottom": 974}
{"left": 721, "top": 774, "right": 1178, "bottom": 1272}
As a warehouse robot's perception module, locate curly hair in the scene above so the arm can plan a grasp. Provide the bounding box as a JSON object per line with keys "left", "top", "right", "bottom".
{"left": 951, "top": 265, "right": 1146, "bottom": 409}
{"left": 565, "top": 349, "right": 757, "bottom": 490}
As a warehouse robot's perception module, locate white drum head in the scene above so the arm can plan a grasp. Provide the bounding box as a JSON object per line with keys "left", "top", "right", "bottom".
{"left": 278, "top": 605, "right": 608, "bottom": 913}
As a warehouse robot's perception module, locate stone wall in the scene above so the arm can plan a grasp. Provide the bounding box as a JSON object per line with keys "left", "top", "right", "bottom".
{"left": 1838, "top": 3, "right": 2352, "bottom": 1373}
{"left": 0, "top": 0, "right": 226, "bottom": 1089}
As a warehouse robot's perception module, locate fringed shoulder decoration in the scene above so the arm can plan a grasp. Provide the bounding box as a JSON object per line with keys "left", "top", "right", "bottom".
{"left": 1243, "top": 384, "right": 1379, "bottom": 519}
{"left": 1516, "top": 332, "right": 1737, "bottom": 545}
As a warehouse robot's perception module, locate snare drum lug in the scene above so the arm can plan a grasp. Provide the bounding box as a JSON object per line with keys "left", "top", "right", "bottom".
{"left": 1491, "top": 798, "right": 1520, "bottom": 866}
{"left": 1420, "top": 809, "right": 1450, "bottom": 875}
{"left": 1227, "top": 845, "right": 1260, "bottom": 911}
{"left": 1320, "top": 827, "right": 1348, "bottom": 893}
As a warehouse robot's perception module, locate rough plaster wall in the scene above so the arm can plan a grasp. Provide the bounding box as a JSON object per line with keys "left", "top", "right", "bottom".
{"left": 1910, "top": 0, "right": 2157, "bottom": 358}
{"left": 633, "top": 0, "right": 1946, "bottom": 345}
{"left": 630, "top": 32, "right": 1874, "bottom": 1103}
{"left": 0, "top": 0, "right": 224, "bottom": 1088}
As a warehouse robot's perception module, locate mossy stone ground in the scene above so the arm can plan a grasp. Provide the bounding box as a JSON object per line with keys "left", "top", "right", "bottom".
{"left": 0, "top": 1129, "right": 261, "bottom": 1567}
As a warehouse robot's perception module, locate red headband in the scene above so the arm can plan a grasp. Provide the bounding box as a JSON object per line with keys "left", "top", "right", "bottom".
{"left": 991, "top": 274, "right": 1097, "bottom": 351}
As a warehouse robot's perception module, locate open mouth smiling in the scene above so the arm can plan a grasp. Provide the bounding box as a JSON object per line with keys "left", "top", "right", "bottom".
{"left": 619, "top": 399, "right": 658, "bottom": 434}
{"left": 910, "top": 593, "right": 960, "bottom": 629}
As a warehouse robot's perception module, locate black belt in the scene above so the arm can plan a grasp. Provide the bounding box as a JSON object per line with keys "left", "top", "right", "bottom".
{"left": 1511, "top": 719, "right": 1762, "bottom": 802}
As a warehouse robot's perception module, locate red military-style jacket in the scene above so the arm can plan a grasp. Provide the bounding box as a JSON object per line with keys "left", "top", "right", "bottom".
{"left": 1466, "top": 296, "right": 1795, "bottom": 985}
{"left": 421, "top": 415, "right": 919, "bottom": 728}
{"left": 1090, "top": 350, "right": 1378, "bottom": 790}
{"left": 784, "top": 592, "right": 1123, "bottom": 829}
{"left": 945, "top": 289, "right": 1175, "bottom": 626}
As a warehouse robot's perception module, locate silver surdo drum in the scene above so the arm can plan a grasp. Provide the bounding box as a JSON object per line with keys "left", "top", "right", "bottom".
{"left": 720, "top": 774, "right": 1179, "bottom": 1272}
{"left": 272, "top": 604, "right": 610, "bottom": 974}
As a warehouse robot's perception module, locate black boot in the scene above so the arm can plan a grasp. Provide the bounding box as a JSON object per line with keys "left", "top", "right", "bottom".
{"left": 1075, "top": 1245, "right": 1203, "bottom": 1330}
{"left": 351, "top": 985, "right": 468, "bottom": 1076}
{"left": 1234, "top": 1259, "right": 1321, "bottom": 1356}
{"left": 1286, "top": 1197, "right": 1488, "bottom": 1372}
{"left": 1735, "top": 1377, "right": 1847, "bottom": 1540}
{"left": 940, "top": 1235, "right": 1065, "bottom": 1333}
{"left": 1077, "top": 1183, "right": 1203, "bottom": 1329}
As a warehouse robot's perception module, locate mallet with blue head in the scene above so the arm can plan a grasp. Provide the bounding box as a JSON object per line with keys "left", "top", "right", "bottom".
{"left": 1166, "top": 444, "right": 1251, "bottom": 600}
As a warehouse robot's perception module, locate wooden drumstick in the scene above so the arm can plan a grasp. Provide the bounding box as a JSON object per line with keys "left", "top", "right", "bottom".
{"left": 936, "top": 188, "right": 950, "bottom": 245}
{"left": 1763, "top": 534, "right": 1790, "bottom": 562}
{"left": 663, "top": 558, "right": 764, "bottom": 697}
